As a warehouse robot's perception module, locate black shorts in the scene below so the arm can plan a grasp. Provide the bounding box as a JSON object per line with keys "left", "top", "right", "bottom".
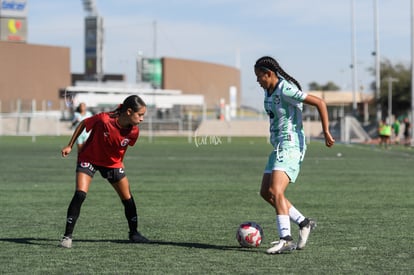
{"left": 76, "top": 162, "right": 126, "bottom": 184}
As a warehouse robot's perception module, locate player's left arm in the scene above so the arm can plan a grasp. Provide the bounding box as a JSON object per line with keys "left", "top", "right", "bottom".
{"left": 303, "top": 94, "right": 335, "bottom": 147}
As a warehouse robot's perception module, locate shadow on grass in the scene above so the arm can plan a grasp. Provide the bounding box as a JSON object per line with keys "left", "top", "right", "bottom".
{"left": 0, "top": 237, "right": 260, "bottom": 252}
{"left": 142, "top": 240, "right": 244, "bottom": 251}
{"left": 0, "top": 237, "right": 54, "bottom": 245}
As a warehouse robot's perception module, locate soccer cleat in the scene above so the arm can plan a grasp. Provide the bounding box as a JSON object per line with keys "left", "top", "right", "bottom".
{"left": 59, "top": 236, "right": 72, "bottom": 248}
{"left": 266, "top": 239, "right": 297, "bottom": 254}
{"left": 297, "top": 218, "right": 317, "bottom": 250}
{"left": 129, "top": 231, "right": 150, "bottom": 243}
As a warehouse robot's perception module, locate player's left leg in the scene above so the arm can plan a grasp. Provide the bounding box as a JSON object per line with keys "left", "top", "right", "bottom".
{"left": 297, "top": 218, "right": 317, "bottom": 250}
{"left": 270, "top": 170, "right": 292, "bottom": 234}
{"left": 111, "top": 176, "right": 149, "bottom": 243}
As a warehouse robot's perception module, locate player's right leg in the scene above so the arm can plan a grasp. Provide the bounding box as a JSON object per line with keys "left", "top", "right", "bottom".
{"left": 259, "top": 173, "right": 274, "bottom": 206}
{"left": 266, "top": 170, "right": 297, "bottom": 254}
{"left": 60, "top": 165, "right": 94, "bottom": 248}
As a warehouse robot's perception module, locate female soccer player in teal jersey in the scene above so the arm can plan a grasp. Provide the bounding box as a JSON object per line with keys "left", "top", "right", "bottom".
{"left": 254, "top": 56, "right": 335, "bottom": 254}
{"left": 60, "top": 95, "right": 149, "bottom": 248}
{"left": 71, "top": 102, "right": 93, "bottom": 151}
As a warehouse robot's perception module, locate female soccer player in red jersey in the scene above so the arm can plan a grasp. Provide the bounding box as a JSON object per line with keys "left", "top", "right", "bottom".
{"left": 59, "top": 95, "right": 148, "bottom": 248}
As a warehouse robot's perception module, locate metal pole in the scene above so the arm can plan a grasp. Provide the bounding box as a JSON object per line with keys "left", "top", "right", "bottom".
{"left": 153, "top": 21, "right": 157, "bottom": 58}
{"left": 411, "top": 0, "right": 414, "bottom": 145}
{"left": 374, "top": 0, "right": 382, "bottom": 123}
{"left": 148, "top": 107, "right": 153, "bottom": 143}
{"left": 388, "top": 79, "right": 391, "bottom": 123}
{"left": 97, "top": 16, "right": 104, "bottom": 82}
{"left": 188, "top": 112, "right": 192, "bottom": 144}
{"left": 136, "top": 50, "right": 143, "bottom": 83}
{"left": 0, "top": 100, "right": 2, "bottom": 135}
{"left": 351, "top": 0, "right": 358, "bottom": 115}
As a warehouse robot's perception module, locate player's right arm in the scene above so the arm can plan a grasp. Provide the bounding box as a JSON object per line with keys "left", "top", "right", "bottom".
{"left": 61, "top": 120, "right": 86, "bottom": 157}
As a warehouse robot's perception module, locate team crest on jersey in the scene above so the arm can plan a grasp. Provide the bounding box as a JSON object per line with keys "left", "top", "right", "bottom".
{"left": 120, "top": 138, "right": 130, "bottom": 147}
{"left": 80, "top": 162, "right": 90, "bottom": 168}
{"left": 274, "top": 95, "right": 281, "bottom": 105}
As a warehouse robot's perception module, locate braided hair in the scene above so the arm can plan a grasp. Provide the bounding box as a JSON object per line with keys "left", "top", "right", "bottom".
{"left": 109, "top": 95, "right": 146, "bottom": 117}
{"left": 254, "top": 56, "right": 302, "bottom": 91}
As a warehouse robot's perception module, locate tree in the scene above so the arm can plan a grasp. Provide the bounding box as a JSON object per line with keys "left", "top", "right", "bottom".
{"left": 308, "top": 81, "right": 340, "bottom": 91}
{"left": 369, "top": 59, "right": 411, "bottom": 118}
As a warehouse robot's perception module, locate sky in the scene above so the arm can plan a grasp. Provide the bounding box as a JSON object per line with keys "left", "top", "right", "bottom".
{"left": 28, "top": 0, "right": 413, "bottom": 110}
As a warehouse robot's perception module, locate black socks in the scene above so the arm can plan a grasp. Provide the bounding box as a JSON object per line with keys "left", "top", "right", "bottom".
{"left": 299, "top": 218, "right": 310, "bottom": 229}
{"left": 63, "top": 192, "right": 138, "bottom": 237}
{"left": 122, "top": 197, "right": 138, "bottom": 233}
{"left": 64, "top": 190, "right": 87, "bottom": 237}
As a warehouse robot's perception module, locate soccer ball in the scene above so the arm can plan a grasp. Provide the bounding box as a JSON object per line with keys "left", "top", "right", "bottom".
{"left": 236, "top": 222, "right": 263, "bottom": 248}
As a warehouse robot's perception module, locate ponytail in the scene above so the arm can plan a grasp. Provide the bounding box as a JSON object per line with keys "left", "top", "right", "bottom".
{"left": 109, "top": 96, "right": 146, "bottom": 117}
{"left": 254, "top": 56, "right": 302, "bottom": 91}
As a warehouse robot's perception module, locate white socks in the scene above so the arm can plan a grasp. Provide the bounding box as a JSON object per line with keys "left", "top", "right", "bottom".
{"left": 276, "top": 206, "right": 306, "bottom": 239}
{"left": 276, "top": 215, "right": 291, "bottom": 238}
{"left": 289, "top": 206, "right": 305, "bottom": 225}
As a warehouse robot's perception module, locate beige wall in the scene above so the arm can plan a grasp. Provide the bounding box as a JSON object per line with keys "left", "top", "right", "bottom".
{"left": 0, "top": 42, "right": 70, "bottom": 112}
{"left": 162, "top": 57, "right": 241, "bottom": 109}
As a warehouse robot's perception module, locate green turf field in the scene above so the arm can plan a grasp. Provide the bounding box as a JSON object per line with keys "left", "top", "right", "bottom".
{"left": 0, "top": 136, "right": 413, "bottom": 274}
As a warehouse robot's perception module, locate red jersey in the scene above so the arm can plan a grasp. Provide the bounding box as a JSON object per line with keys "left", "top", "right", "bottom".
{"left": 78, "top": 112, "right": 139, "bottom": 168}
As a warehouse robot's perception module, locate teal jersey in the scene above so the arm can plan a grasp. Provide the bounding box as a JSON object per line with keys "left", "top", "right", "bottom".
{"left": 263, "top": 78, "right": 307, "bottom": 149}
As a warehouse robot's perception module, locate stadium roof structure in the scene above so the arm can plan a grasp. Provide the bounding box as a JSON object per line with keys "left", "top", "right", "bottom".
{"left": 308, "top": 91, "right": 373, "bottom": 106}
{"left": 63, "top": 84, "right": 205, "bottom": 109}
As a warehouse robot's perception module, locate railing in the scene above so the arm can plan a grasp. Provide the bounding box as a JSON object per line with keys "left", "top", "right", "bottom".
{"left": 0, "top": 112, "right": 63, "bottom": 136}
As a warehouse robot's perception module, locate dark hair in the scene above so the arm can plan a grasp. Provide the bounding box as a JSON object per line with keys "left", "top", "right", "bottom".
{"left": 75, "top": 102, "right": 86, "bottom": 113}
{"left": 110, "top": 95, "right": 146, "bottom": 117}
{"left": 254, "top": 56, "right": 302, "bottom": 91}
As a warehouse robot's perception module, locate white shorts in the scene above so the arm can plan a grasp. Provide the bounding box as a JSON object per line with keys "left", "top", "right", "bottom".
{"left": 264, "top": 145, "right": 305, "bottom": 183}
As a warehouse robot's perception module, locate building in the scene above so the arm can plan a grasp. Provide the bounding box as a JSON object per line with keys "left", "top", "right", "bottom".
{"left": 0, "top": 41, "right": 70, "bottom": 112}
{"left": 162, "top": 57, "right": 241, "bottom": 109}
{"left": 0, "top": 41, "right": 240, "bottom": 114}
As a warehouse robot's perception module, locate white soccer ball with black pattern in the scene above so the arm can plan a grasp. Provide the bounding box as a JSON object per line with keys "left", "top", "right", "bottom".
{"left": 236, "top": 222, "right": 263, "bottom": 248}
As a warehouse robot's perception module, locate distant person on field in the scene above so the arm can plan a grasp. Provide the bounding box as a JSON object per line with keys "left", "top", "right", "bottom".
{"left": 378, "top": 120, "right": 391, "bottom": 149}
{"left": 72, "top": 103, "right": 93, "bottom": 151}
{"left": 59, "top": 95, "right": 149, "bottom": 248}
{"left": 403, "top": 117, "right": 411, "bottom": 147}
{"left": 392, "top": 119, "right": 400, "bottom": 144}
{"left": 254, "top": 56, "right": 335, "bottom": 254}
